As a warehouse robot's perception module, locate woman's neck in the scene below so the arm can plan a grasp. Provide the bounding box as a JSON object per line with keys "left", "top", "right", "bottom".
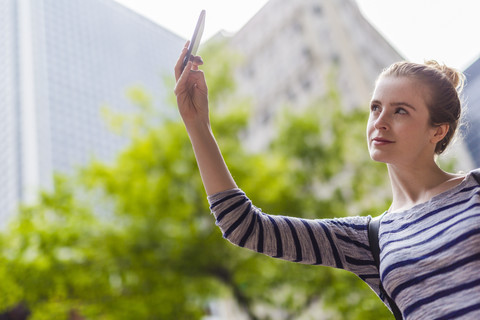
{"left": 387, "top": 162, "right": 464, "bottom": 213}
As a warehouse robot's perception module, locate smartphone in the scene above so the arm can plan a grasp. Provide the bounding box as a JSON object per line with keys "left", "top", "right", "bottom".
{"left": 182, "top": 10, "right": 206, "bottom": 71}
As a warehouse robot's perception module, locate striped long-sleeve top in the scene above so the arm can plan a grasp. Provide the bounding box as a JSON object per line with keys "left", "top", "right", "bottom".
{"left": 207, "top": 169, "right": 480, "bottom": 319}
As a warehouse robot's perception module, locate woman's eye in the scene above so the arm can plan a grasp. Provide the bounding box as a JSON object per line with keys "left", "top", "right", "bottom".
{"left": 370, "top": 105, "right": 380, "bottom": 112}
{"left": 396, "top": 108, "right": 408, "bottom": 115}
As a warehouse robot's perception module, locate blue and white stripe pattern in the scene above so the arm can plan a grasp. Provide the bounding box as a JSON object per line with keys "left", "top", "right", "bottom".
{"left": 208, "top": 169, "right": 480, "bottom": 319}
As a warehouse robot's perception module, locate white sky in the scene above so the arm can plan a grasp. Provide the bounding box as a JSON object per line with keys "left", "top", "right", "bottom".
{"left": 114, "top": 0, "right": 480, "bottom": 70}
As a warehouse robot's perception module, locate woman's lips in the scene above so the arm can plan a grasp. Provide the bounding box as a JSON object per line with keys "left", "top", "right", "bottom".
{"left": 372, "top": 137, "right": 394, "bottom": 146}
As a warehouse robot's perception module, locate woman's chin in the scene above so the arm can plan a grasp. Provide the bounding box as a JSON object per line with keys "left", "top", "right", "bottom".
{"left": 369, "top": 151, "right": 390, "bottom": 164}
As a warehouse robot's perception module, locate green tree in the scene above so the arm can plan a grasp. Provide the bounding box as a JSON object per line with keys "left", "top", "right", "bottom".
{"left": 0, "top": 40, "right": 393, "bottom": 319}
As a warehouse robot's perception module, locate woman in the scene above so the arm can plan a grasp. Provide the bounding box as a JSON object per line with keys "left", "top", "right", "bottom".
{"left": 174, "top": 42, "right": 480, "bottom": 319}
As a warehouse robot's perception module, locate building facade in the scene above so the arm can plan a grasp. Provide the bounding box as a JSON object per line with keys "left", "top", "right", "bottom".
{"left": 0, "top": 0, "right": 184, "bottom": 222}
{"left": 463, "top": 57, "right": 480, "bottom": 167}
{"left": 226, "top": 0, "right": 402, "bottom": 150}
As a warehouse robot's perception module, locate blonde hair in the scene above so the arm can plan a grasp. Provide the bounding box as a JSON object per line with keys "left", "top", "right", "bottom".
{"left": 379, "top": 60, "right": 465, "bottom": 154}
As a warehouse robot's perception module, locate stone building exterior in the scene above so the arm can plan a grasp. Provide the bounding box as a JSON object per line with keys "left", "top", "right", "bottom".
{"left": 0, "top": 0, "right": 184, "bottom": 222}
{"left": 226, "top": 0, "right": 402, "bottom": 150}
{"left": 463, "top": 56, "right": 480, "bottom": 167}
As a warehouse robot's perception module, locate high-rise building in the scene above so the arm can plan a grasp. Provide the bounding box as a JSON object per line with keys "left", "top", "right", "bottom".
{"left": 463, "top": 56, "right": 480, "bottom": 167}
{"left": 226, "top": 0, "right": 402, "bottom": 151}
{"left": 232, "top": 0, "right": 402, "bottom": 110}
{"left": 0, "top": 0, "right": 184, "bottom": 221}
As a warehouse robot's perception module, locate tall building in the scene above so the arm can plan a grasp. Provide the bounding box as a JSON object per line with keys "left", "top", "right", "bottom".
{"left": 463, "top": 56, "right": 480, "bottom": 167}
{"left": 226, "top": 0, "right": 402, "bottom": 150}
{"left": 0, "top": 0, "right": 184, "bottom": 222}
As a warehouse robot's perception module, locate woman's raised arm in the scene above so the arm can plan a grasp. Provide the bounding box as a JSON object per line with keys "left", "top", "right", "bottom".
{"left": 174, "top": 42, "right": 237, "bottom": 196}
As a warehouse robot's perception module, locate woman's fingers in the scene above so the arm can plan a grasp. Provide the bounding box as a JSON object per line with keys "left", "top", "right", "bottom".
{"left": 175, "top": 53, "right": 206, "bottom": 95}
{"left": 194, "top": 69, "right": 207, "bottom": 93}
{"left": 174, "top": 41, "right": 206, "bottom": 97}
{"left": 192, "top": 55, "right": 204, "bottom": 65}
{"left": 174, "top": 41, "right": 190, "bottom": 80}
{"left": 174, "top": 61, "right": 193, "bottom": 96}
{"left": 191, "top": 55, "right": 203, "bottom": 71}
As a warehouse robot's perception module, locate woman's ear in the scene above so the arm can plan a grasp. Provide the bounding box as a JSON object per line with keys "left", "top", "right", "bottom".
{"left": 431, "top": 123, "right": 449, "bottom": 144}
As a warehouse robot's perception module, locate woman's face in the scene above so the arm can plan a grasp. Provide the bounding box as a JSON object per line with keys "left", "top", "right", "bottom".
{"left": 367, "top": 76, "right": 442, "bottom": 166}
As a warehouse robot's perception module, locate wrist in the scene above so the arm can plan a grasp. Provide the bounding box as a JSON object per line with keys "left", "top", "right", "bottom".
{"left": 185, "top": 119, "right": 212, "bottom": 137}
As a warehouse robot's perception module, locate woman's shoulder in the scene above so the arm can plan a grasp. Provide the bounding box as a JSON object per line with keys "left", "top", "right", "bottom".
{"left": 440, "top": 168, "right": 480, "bottom": 194}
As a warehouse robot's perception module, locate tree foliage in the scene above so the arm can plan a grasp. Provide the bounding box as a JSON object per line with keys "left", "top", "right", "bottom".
{"left": 0, "top": 40, "right": 393, "bottom": 319}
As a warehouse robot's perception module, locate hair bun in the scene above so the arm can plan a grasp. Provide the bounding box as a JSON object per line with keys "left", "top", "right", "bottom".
{"left": 424, "top": 60, "right": 465, "bottom": 92}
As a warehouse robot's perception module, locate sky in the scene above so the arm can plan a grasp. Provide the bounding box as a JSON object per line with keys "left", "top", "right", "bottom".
{"left": 114, "top": 0, "right": 480, "bottom": 70}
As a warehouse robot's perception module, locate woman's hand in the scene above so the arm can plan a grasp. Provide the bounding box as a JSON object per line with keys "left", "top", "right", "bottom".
{"left": 174, "top": 42, "right": 209, "bottom": 127}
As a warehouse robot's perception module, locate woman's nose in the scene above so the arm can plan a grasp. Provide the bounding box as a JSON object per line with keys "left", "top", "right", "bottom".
{"left": 374, "top": 112, "right": 389, "bottom": 130}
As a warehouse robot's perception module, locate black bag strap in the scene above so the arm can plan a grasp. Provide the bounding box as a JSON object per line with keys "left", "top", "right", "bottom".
{"left": 472, "top": 170, "right": 480, "bottom": 185}
{"left": 368, "top": 214, "right": 403, "bottom": 319}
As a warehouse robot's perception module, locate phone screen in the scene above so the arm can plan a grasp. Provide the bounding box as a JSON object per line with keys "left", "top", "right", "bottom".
{"left": 182, "top": 10, "right": 206, "bottom": 71}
